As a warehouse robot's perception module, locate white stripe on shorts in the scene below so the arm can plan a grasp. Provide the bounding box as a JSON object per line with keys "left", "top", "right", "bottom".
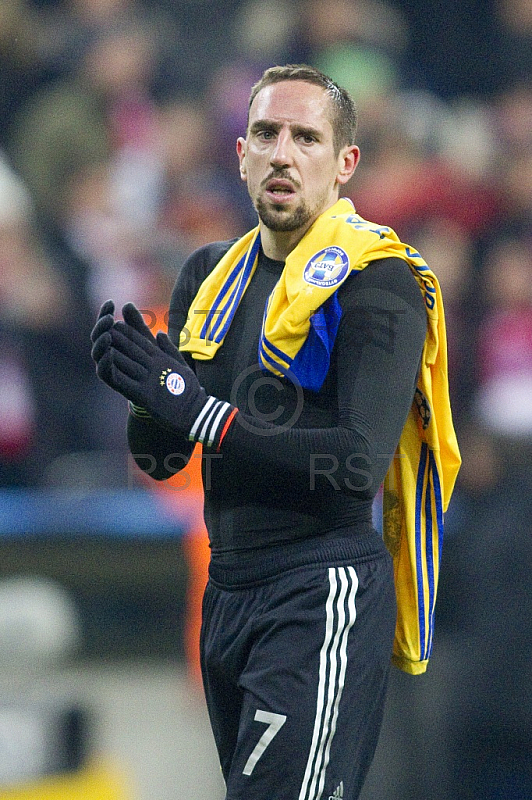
{"left": 298, "top": 566, "right": 359, "bottom": 800}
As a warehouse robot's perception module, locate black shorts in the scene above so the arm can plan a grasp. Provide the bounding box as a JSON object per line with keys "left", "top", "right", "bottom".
{"left": 200, "top": 531, "right": 396, "bottom": 800}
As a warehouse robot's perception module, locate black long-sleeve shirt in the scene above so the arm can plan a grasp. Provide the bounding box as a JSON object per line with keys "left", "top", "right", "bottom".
{"left": 128, "top": 241, "right": 427, "bottom": 565}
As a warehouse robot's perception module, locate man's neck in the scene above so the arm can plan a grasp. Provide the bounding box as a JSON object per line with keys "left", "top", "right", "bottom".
{"left": 259, "top": 225, "right": 310, "bottom": 261}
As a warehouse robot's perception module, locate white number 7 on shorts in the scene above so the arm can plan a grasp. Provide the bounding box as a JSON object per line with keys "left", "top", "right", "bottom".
{"left": 243, "top": 710, "right": 287, "bottom": 776}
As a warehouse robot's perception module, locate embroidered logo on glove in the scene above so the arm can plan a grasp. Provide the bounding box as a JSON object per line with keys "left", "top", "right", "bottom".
{"left": 160, "top": 368, "right": 185, "bottom": 396}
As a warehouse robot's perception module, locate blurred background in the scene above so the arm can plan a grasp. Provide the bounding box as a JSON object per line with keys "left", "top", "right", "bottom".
{"left": 0, "top": 0, "right": 530, "bottom": 797}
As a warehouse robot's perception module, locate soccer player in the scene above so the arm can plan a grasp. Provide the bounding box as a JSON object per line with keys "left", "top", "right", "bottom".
{"left": 91, "top": 64, "right": 460, "bottom": 800}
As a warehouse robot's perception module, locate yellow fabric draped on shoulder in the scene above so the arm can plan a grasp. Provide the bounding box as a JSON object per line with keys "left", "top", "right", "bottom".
{"left": 180, "top": 197, "right": 461, "bottom": 674}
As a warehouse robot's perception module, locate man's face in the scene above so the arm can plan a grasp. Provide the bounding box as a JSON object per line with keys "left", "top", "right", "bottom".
{"left": 237, "top": 81, "right": 358, "bottom": 239}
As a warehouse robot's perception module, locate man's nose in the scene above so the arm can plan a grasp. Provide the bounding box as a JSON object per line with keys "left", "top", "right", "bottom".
{"left": 270, "top": 130, "right": 293, "bottom": 167}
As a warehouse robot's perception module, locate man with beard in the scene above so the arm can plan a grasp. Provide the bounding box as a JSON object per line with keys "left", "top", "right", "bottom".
{"left": 91, "top": 65, "right": 459, "bottom": 800}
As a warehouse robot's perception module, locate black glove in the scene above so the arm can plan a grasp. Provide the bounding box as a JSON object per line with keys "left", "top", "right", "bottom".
{"left": 91, "top": 302, "right": 238, "bottom": 450}
{"left": 91, "top": 300, "right": 153, "bottom": 420}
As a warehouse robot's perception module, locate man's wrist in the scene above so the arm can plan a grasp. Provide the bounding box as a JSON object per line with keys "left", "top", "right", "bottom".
{"left": 188, "top": 396, "right": 238, "bottom": 451}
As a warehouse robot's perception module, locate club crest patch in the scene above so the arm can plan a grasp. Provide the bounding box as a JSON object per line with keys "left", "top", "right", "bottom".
{"left": 160, "top": 368, "right": 185, "bottom": 395}
{"left": 303, "top": 246, "right": 350, "bottom": 288}
{"left": 414, "top": 388, "right": 431, "bottom": 429}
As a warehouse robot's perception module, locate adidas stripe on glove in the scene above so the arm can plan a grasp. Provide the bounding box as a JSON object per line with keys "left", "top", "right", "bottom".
{"left": 90, "top": 301, "right": 238, "bottom": 450}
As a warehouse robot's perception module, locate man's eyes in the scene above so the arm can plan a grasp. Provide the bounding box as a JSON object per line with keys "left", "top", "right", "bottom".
{"left": 255, "top": 131, "right": 316, "bottom": 143}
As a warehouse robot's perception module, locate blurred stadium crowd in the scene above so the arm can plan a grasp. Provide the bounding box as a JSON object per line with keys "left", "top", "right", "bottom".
{"left": 0, "top": 0, "right": 531, "bottom": 797}
{"left": 0, "top": 0, "right": 531, "bottom": 488}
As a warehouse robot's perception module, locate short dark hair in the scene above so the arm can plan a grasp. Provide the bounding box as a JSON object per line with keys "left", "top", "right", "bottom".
{"left": 247, "top": 64, "right": 358, "bottom": 154}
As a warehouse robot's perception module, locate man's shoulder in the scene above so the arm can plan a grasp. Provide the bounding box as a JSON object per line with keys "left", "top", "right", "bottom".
{"left": 170, "top": 238, "right": 239, "bottom": 323}
{"left": 340, "top": 256, "right": 426, "bottom": 317}
{"left": 183, "top": 239, "right": 239, "bottom": 280}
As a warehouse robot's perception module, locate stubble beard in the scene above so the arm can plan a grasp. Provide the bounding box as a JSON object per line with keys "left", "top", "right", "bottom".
{"left": 255, "top": 196, "right": 314, "bottom": 232}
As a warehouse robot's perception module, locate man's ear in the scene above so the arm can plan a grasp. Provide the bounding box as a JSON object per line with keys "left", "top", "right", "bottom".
{"left": 337, "top": 145, "right": 360, "bottom": 186}
{"left": 236, "top": 137, "right": 247, "bottom": 180}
